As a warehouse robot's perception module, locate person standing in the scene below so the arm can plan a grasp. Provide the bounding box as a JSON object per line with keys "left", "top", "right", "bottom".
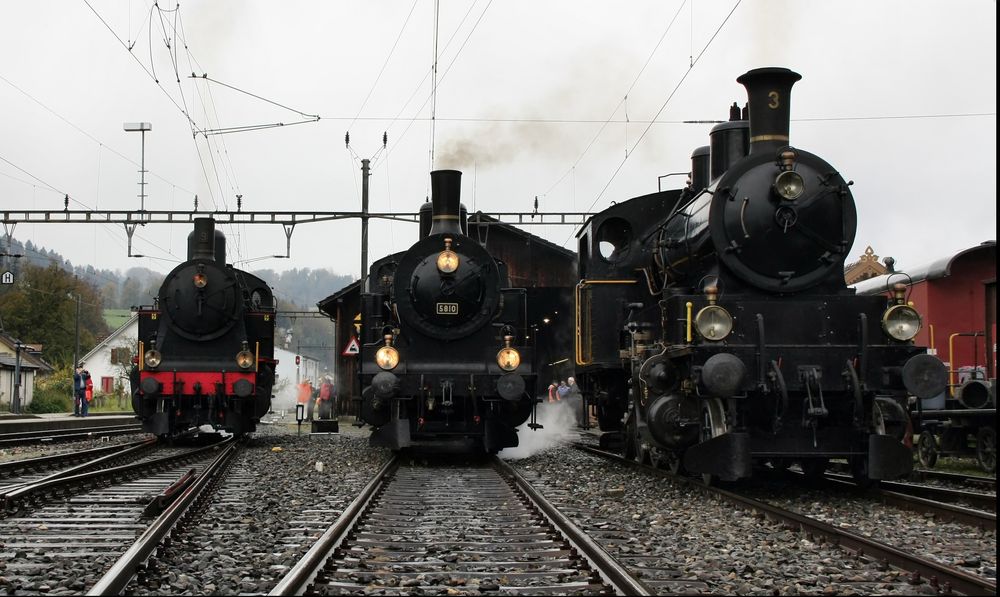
{"left": 73, "top": 365, "right": 86, "bottom": 416}
{"left": 317, "top": 376, "right": 335, "bottom": 419}
{"left": 298, "top": 379, "right": 314, "bottom": 421}
{"left": 81, "top": 369, "right": 93, "bottom": 417}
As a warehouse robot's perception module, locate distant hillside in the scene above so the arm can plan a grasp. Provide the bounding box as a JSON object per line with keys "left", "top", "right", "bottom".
{"left": 5, "top": 237, "right": 353, "bottom": 310}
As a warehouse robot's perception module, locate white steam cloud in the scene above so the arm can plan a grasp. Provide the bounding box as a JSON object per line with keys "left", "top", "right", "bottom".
{"left": 499, "top": 398, "right": 584, "bottom": 460}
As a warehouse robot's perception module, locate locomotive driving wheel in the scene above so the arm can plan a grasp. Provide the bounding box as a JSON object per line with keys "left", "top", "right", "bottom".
{"left": 977, "top": 427, "right": 996, "bottom": 473}
{"left": 623, "top": 408, "right": 639, "bottom": 461}
{"left": 650, "top": 447, "right": 684, "bottom": 474}
{"left": 699, "top": 397, "right": 728, "bottom": 486}
{"left": 917, "top": 431, "right": 939, "bottom": 469}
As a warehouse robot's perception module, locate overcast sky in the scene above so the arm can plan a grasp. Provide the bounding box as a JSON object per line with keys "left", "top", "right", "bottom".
{"left": 1, "top": 1, "right": 995, "bottom": 283}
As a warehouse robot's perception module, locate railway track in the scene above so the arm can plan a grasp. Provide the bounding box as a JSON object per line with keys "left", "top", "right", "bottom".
{"left": 0, "top": 439, "right": 156, "bottom": 495}
{"left": 574, "top": 443, "right": 997, "bottom": 596}
{"left": 821, "top": 472, "right": 996, "bottom": 531}
{"left": 0, "top": 438, "right": 235, "bottom": 595}
{"left": 271, "top": 455, "right": 653, "bottom": 596}
{"left": 0, "top": 423, "right": 146, "bottom": 447}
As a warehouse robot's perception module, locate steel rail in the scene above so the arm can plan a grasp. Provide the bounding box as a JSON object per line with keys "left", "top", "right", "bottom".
{"left": 87, "top": 439, "right": 242, "bottom": 596}
{"left": 493, "top": 456, "right": 653, "bottom": 596}
{"left": 268, "top": 455, "right": 399, "bottom": 596}
{"left": 2, "top": 437, "right": 230, "bottom": 511}
{"left": 574, "top": 443, "right": 997, "bottom": 597}
{"left": 0, "top": 439, "right": 153, "bottom": 478}
{"left": 0, "top": 424, "right": 145, "bottom": 446}
{"left": 0, "top": 439, "right": 157, "bottom": 498}
{"left": 824, "top": 472, "right": 996, "bottom": 530}
{"left": 911, "top": 469, "right": 997, "bottom": 490}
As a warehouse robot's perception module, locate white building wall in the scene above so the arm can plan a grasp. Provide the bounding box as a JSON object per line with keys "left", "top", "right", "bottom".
{"left": 79, "top": 318, "right": 137, "bottom": 405}
{"left": 0, "top": 368, "right": 35, "bottom": 410}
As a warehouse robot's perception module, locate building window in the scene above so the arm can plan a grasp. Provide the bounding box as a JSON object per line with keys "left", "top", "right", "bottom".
{"left": 101, "top": 376, "right": 114, "bottom": 394}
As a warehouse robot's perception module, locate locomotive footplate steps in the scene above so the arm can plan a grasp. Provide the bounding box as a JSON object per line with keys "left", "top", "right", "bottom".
{"left": 682, "top": 432, "right": 913, "bottom": 481}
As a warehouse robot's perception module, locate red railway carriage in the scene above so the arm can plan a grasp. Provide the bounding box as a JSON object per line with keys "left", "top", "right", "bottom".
{"left": 856, "top": 240, "right": 996, "bottom": 471}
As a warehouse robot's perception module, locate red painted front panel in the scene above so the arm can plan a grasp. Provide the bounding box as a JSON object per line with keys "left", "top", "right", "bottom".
{"left": 140, "top": 370, "right": 256, "bottom": 396}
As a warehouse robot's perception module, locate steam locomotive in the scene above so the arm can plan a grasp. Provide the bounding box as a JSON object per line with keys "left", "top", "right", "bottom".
{"left": 131, "top": 218, "right": 277, "bottom": 436}
{"left": 357, "top": 170, "right": 545, "bottom": 453}
{"left": 576, "top": 67, "right": 948, "bottom": 483}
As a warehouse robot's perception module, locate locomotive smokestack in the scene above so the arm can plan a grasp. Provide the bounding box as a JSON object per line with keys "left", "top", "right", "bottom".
{"left": 737, "top": 67, "right": 801, "bottom": 156}
{"left": 187, "top": 218, "right": 217, "bottom": 261}
{"left": 429, "top": 170, "right": 463, "bottom": 236}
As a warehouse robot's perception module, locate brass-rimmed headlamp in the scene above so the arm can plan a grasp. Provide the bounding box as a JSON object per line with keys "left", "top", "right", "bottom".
{"left": 774, "top": 148, "right": 804, "bottom": 201}
{"left": 496, "top": 335, "right": 521, "bottom": 371}
{"left": 144, "top": 344, "right": 162, "bottom": 368}
{"left": 436, "top": 237, "right": 459, "bottom": 274}
{"left": 882, "top": 283, "right": 921, "bottom": 341}
{"left": 694, "top": 287, "right": 734, "bottom": 341}
{"left": 236, "top": 341, "right": 255, "bottom": 369}
{"left": 375, "top": 334, "right": 400, "bottom": 370}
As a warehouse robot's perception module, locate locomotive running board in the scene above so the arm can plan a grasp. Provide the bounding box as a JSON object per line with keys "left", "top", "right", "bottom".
{"left": 683, "top": 432, "right": 752, "bottom": 481}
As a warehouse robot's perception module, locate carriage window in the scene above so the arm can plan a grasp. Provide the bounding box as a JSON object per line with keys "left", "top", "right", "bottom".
{"left": 596, "top": 218, "right": 632, "bottom": 263}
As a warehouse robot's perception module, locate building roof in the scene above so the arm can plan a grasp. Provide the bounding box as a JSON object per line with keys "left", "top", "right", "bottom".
{"left": 0, "top": 355, "right": 43, "bottom": 370}
{"left": 854, "top": 240, "right": 996, "bottom": 294}
{"left": 0, "top": 331, "right": 55, "bottom": 373}
{"left": 79, "top": 314, "right": 138, "bottom": 364}
{"left": 467, "top": 212, "right": 576, "bottom": 260}
{"left": 317, "top": 280, "right": 360, "bottom": 319}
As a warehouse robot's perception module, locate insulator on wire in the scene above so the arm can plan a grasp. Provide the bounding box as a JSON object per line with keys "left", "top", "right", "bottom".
{"left": 64, "top": 194, "right": 69, "bottom": 211}
{"left": 237, "top": 194, "right": 243, "bottom": 212}
{"left": 345, "top": 132, "right": 350, "bottom": 147}
{"left": 383, "top": 132, "right": 388, "bottom": 147}
{"left": 194, "top": 195, "right": 199, "bottom": 212}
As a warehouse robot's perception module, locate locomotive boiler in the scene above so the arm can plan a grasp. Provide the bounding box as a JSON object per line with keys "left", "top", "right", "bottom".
{"left": 576, "top": 67, "right": 948, "bottom": 483}
{"left": 357, "top": 170, "right": 541, "bottom": 453}
{"left": 131, "top": 218, "right": 277, "bottom": 436}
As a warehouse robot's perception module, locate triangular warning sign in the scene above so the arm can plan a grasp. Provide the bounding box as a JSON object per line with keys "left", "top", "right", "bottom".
{"left": 342, "top": 336, "right": 361, "bottom": 356}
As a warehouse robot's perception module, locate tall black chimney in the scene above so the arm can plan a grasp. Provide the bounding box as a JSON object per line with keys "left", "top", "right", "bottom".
{"left": 736, "top": 67, "right": 801, "bottom": 156}
{"left": 429, "top": 170, "right": 463, "bottom": 236}
{"left": 187, "top": 218, "right": 217, "bottom": 260}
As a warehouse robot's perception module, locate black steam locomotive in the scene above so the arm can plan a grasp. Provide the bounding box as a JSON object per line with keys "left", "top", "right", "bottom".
{"left": 576, "top": 67, "right": 948, "bottom": 483}
{"left": 357, "top": 170, "right": 542, "bottom": 453}
{"left": 131, "top": 218, "right": 277, "bottom": 436}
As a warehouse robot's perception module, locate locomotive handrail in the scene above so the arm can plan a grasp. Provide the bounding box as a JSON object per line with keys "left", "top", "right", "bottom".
{"left": 948, "top": 332, "right": 986, "bottom": 394}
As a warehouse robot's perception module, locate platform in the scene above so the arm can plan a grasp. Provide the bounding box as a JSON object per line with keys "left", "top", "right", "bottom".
{"left": 0, "top": 413, "right": 139, "bottom": 435}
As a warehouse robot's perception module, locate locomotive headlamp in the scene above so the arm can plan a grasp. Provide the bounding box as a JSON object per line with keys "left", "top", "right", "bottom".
{"left": 774, "top": 170, "right": 805, "bottom": 201}
{"left": 144, "top": 349, "right": 162, "bottom": 368}
{"left": 193, "top": 272, "right": 208, "bottom": 288}
{"left": 436, "top": 237, "right": 460, "bottom": 274}
{"left": 236, "top": 342, "right": 255, "bottom": 369}
{"left": 882, "top": 304, "right": 921, "bottom": 341}
{"left": 694, "top": 287, "right": 733, "bottom": 341}
{"left": 496, "top": 335, "right": 521, "bottom": 371}
{"left": 375, "top": 334, "right": 400, "bottom": 370}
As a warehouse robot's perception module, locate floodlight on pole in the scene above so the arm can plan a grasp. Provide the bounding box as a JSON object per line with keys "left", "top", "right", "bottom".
{"left": 124, "top": 122, "right": 152, "bottom": 211}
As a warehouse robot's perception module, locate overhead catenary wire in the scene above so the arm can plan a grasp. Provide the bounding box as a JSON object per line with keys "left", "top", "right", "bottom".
{"left": 565, "top": 0, "right": 743, "bottom": 249}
